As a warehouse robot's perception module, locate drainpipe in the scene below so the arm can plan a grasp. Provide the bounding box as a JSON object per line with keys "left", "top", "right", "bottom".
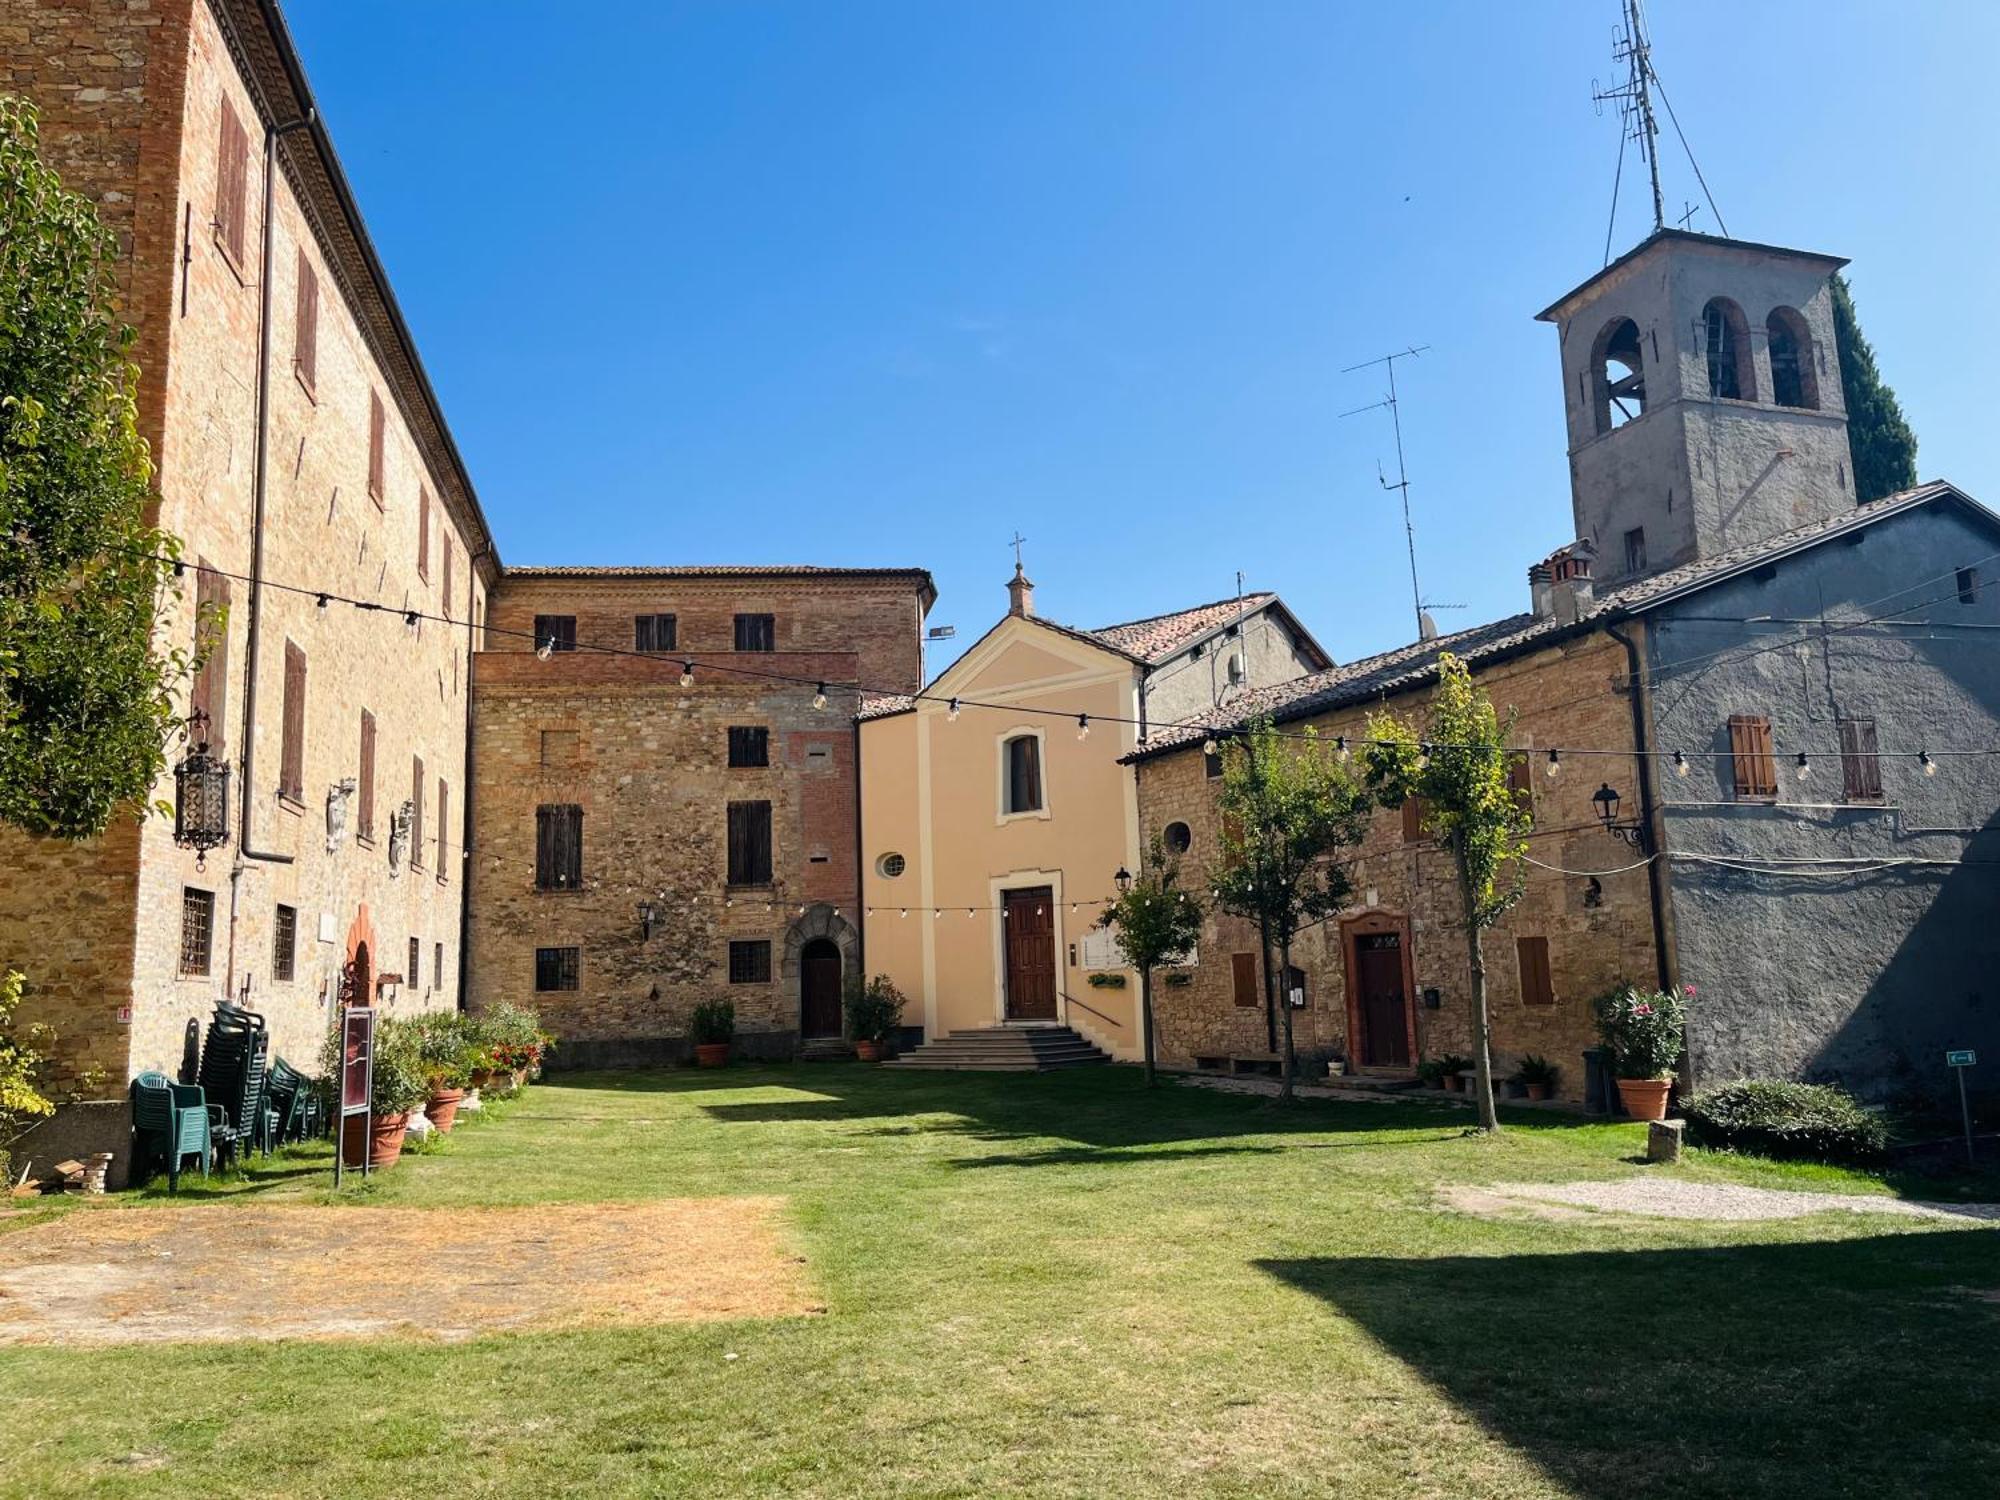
{"left": 222, "top": 110, "right": 314, "bottom": 999}
{"left": 1606, "top": 621, "right": 1676, "bottom": 998}
{"left": 852, "top": 710, "right": 866, "bottom": 987}
{"left": 455, "top": 548, "right": 491, "bottom": 1013}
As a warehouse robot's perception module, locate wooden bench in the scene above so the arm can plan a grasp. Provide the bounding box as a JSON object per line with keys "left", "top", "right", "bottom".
{"left": 1192, "top": 1052, "right": 1284, "bottom": 1078}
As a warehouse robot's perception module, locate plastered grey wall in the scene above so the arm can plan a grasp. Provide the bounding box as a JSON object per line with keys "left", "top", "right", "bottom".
{"left": 1645, "top": 500, "right": 2000, "bottom": 1102}
{"left": 1142, "top": 608, "right": 1322, "bottom": 728}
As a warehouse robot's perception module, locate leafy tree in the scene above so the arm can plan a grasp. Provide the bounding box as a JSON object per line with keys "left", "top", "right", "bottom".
{"left": 1831, "top": 272, "right": 1917, "bottom": 504}
{"left": 1097, "top": 834, "right": 1203, "bottom": 1086}
{"left": 0, "top": 95, "right": 186, "bottom": 839}
{"left": 1213, "top": 719, "right": 1373, "bottom": 1100}
{"left": 1363, "top": 654, "right": 1529, "bottom": 1132}
{"left": 0, "top": 969, "right": 57, "bottom": 1182}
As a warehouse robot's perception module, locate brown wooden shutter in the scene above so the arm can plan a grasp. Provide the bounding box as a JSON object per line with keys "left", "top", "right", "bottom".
{"left": 1839, "top": 718, "right": 1882, "bottom": 800}
{"left": 368, "top": 391, "right": 386, "bottom": 504}
{"left": 417, "top": 488, "right": 430, "bottom": 579}
{"left": 358, "top": 709, "right": 376, "bottom": 839}
{"left": 442, "top": 533, "right": 454, "bottom": 619}
{"left": 1516, "top": 935, "right": 1554, "bottom": 1006}
{"left": 1727, "top": 714, "right": 1777, "bottom": 798}
{"left": 190, "top": 560, "right": 230, "bottom": 753}
{"left": 728, "top": 802, "right": 771, "bottom": 884}
{"left": 436, "top": 778, "right": 449, "bottom": 877}
{"left": 279, "top": 640, "right": 306, "bottom": 800}
{"left": 294, "top": 248, "right": 317, "bottom": 393}
{"left": 1401, "top": 796, "right": 1428, "bottom": 844}
{"left": 216, "top": 99, "right": 248, "bottom": 266}
{"left": 411, "top": 754, "right": 424, "bottom": 867}
{"left": 1231, "top": 951, "right": 1260, "bottom": 1008}
{"left": 535, "top": 805, "right": 555, "bottom": 887}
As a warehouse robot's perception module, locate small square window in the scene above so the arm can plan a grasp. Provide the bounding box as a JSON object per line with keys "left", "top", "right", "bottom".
{"left": 1624, "top": 526, "right": 1647, "bottom": 575}
{"left": 272, "top": 904, "right": 297, "bottom": 982}
{"left": 533, "top": 615, "right": 576, "bottom": 653}
{"left": 729, "top": 940, "right": 772, "bottom": 984}
{"left": 535, "top": 946, "right": 580, "bottom": 992}
{"left": 734, "top": 613, "right": 775, "bottom": 651}
{"left": 180, "top": 887, "right": 215, "bottom": 977}
{"left": 728, "top": 726, "right": 770, "bottom": 768}
{"left": 1957, "top": 567, "right": 1979, "bottom": 605}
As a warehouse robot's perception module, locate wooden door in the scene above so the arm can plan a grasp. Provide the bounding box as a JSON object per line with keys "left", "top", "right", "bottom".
{"left": 1354, "top": 932, "right": 1410, "bottom": 1068}
{"left": 1003, "top": 887, "right": 1057, "bottom": 1021}
{"left": 801, "top": 939, "right": 843, "bottom": 1039}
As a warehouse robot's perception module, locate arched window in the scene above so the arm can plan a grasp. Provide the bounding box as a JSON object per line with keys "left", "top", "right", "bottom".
{"left": 1765, "top": 306, "right": 1819, "bottom": 410}
{"left": 1591, "top": 316, "right": 1646, "bottom": 434}
{"left": 1702, "top": 298, "right": 1755, "bottom": 402}
{"left": 1003, "top": 733, "right": 1043, "bottom": 815}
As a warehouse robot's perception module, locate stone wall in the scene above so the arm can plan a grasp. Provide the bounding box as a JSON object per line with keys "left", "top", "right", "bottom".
{"left": 1134, "top": 630, "right": 1661, "bottom": 1101}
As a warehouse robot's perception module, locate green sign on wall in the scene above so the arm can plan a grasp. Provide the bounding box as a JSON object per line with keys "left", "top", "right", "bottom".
{"left": 1946, "top": 1050, "right": 1976, "bottom": 1068}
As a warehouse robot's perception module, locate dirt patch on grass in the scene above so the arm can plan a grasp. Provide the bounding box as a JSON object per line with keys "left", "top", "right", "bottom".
{"left": 0, "top": 1198, "right": 816, "bottom": 1346}
{"left": 1441, "top": 1179, "right": 2000, "bottom": 1225}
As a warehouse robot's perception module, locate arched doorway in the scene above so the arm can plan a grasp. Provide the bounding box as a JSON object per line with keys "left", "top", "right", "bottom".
{"left": 801, "top": 938, "right": 843, "bottom": 1040}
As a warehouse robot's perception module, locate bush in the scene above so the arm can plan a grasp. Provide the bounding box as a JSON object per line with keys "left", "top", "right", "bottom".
{"left": 843, "top": 975, "right": 906, "bottom": 1044}
{"left": 409, "top": 1010, "right": 474, "bottom": 1092}
{"left": 690, "top": 999, "right": 735, "bottom": 1045}
{"left": 1684, "top": 1080, "right": 1889, "bottom": 1164}
{"left": 480, "top": 1003, "right": 552, "bottom": 1073}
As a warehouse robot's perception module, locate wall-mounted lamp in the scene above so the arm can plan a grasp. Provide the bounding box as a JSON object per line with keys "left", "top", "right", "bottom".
{"left": 1591, "top": 782, "right": 1650, "bottom": 850}
{"left": 1113, "top": 865, "right": 1132, "bottom": 895}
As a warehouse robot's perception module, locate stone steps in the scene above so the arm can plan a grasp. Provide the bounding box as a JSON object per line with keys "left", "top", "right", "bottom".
{"left": 885, "top": 1026, "right": 1112, "bottom": 1072}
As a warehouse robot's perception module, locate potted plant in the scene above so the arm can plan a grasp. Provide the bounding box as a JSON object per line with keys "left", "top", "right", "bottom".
{"left": 327, "top": 1016, "right": 428, "bottom": 1170}
{"left": 1592, "top": 982, "right": 1692, "bottom": 1121}
{"left": 483, "top": 1003, "right": 549, "bottom": 1088}
{"left": 1513, "top": 1054, "right": 1559, "bottom": 1102}
{"left": 413, "top": 1011, "right": 473, "bottom": 1132}
{"left": 463, "top": 1011, "right": 497, "bottom": 1092}
{"left": 843, "top": 974, "right": 906, "bottom": 1062}
{"left": 1415, "top": 1059, "right": 1447, "bottom": 1090}
{"left": 690, "top": 999, "right": 735, "bottom": 1067}
{"left": 1437, "top": 1053, "right": 1473, "bottom": 1093}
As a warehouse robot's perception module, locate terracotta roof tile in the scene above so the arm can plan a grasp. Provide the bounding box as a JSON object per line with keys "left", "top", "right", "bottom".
{"left": 1088, "top": 594, "right": 1278, "bottom": 663}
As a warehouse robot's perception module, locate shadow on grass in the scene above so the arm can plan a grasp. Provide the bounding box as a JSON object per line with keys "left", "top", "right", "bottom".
{"left": 1262, "top": 1231, "right": 2000, "bottom": 1500}
{"left": 129, "top": 1142, "right": 332, "bottom": 1202}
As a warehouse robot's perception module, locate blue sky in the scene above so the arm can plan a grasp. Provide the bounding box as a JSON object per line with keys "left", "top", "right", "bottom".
{"left": 289, "top": 1, "right": 1996, "bottom": 675}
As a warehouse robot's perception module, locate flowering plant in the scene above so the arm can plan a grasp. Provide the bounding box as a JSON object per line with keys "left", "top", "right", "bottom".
{"left": 1592, "top": 982, "right": 1691, "bottom": 1081}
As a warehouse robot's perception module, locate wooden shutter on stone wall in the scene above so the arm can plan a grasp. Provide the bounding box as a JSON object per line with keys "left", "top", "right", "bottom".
{"left": 215, "top": 100, "right": 248, "bottom": 266}
{"left": 1727, "top": 714, "right": 1778, "bottom": 798}
{"left": 190, "top": 561, "right": 230, "bottom": 753}
{"left": 417, "top": 487, "right": 430, "bottom": 579}
{"left": 1516, "top": 935, "right": 1554, "bottom": 1006}
{"left": 1401, "top": 796, "right": 1429, "bottom": 844}
{"left": 294, "top": 249, "right": 317, "bottom": 394}
{"left": 536, "top": 804, "right": 582, "bottom": 889}
{"left": 436, "top": 778, "right": 449, "bottom": 878}
{"left": 358, "top": 709, "right": 376, "bottom": 839}
{"left": 1231, "top": 951, "right": 1259, "bottom": 1008}
{"left": 1839, "top": 717, "right": 1883, "bottom": 801}
{"left": 278, "top": 640, "right": 306, "bottom": 800}
{"left": 410, "top": 754, "right": 424, "bottom": 867}
{"left": 368, "top": 391, "right": 386, "bottom": 504}
{"left": 443, "top": 533, "right": 454, "bottom": 620}
{"left": 727, "top": 801, "right": 772, "bottom": 885}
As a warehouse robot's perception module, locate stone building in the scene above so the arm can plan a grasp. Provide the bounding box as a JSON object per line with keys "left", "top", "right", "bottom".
{"left": 0, "top": 0, "right": 500, "bottom": 1169}
{"left": 861, "top": 565, "right": 1327, "bottom": 1061}
{"left": 465, "top": 566, "right": 934, "bottom": 1066}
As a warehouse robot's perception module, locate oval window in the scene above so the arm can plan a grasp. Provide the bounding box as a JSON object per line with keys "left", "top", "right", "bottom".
{"left": 876, "top": 853, "right": 907, "bottom": 879}
{"left": 1163, "top": 821, "right": 1192, "bottom": 854}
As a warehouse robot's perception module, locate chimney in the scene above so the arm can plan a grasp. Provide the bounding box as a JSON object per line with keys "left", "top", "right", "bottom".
{"left": 1527, "top": 561, "right": 1554, "bottom": 620}
{"left": 1007, "top": 562, "right": 1034, "bottom": 618}
{"left": 1548, "top": 542, "right": 1596, "bottom": 625}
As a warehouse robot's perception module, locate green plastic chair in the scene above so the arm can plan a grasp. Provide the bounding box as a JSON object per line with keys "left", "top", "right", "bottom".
{"left": 130, "top": 1071, "right": 212, "bottom": 1191}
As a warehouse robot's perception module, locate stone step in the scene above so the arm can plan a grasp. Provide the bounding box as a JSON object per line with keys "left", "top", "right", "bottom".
{"left": 885, "top": 1025, "right": 1112, "bottom": 1072}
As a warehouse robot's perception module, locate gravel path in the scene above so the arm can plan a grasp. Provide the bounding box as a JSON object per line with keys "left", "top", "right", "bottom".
{"left": 1444, "top": 1178, "right": 2000, "bottom": 1225}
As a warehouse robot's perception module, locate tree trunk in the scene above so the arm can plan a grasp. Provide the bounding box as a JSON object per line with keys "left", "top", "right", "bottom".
{"left": 1140, "top": 966, "right": 1157, "bottom": 1086}
{"left": 1454, "top": 841, "right": 1500, "bottom": 1132}
{"left": 1257, "top": 915, "right": 1278, "bottom": 1054}
{"left": 1277, "top": 934, "right": 1296, "bottom": 1101}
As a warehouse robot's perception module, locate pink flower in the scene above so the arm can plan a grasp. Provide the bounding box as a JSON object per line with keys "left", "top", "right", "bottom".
{"left": 1683, "top": 984, "right": 1697, "bottom": 998}
{"left": 1632, "top": 1003, "right": 1653, "bottom": 1017}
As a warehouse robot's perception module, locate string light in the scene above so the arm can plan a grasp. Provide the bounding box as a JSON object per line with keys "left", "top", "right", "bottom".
{"left": 316, "top": 593, "right": 330, "bottom": 611}
{"left": 899, "top": 909, "right": 908, "bottom": 919}
{"left": 1335, "top": 736, "right": 1349, "bottom": 762}
{"left": 1546, "top": 749, "right": 1562, "bottom": 779}
{"left": 947, "top": 697, "right": 960, "bottom": 722}
{"left": 1673, "top": 750, "right": 1690, "bottom": 778}
{"left": 1202, "top": 736, "right": 1218, "bottom": 757}
{"left": 1794, "top": 751, "right": 1812, "bottom": 783}
{"left": 679, "top": 661, "right": 695, "bottom": 689}
{"left": 812, "top": 683, "right": 827, "bottom": 711}
{"left": 1416, "top": 742, "right": 1431, "bottom": 771}
{"left": 1077, "top": 714, "right": 1090, "bottom": 742}
{"left": 1921, "top": 750, "right": 1937, "bottom": 777}
{"left": 536, "top": 637, "right": 553, "bottom": 662}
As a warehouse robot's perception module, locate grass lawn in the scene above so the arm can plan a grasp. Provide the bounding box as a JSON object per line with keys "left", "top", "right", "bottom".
{"left": 1, "top": 1066, "right": 1996, "bottom": 1498}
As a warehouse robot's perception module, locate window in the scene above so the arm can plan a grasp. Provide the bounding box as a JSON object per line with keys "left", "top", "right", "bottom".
{"left": 1516, "top": 935, "right": 1554, "bottom": 1006}
{"left": 1506, "top": 752, "right": 1534, "bottom": 811}
{"left": 1204, "top": 749, "right": 1224, "bottom": 779}
{"left": 1163, "top": 820, "right": 1192, "bottom": 854}
{"left": 734, "top": 613, "right": 775, "bottom": 651}
{"left": 436, "top": 778, "right": 449, "bottom": 879}
{"left": 408, "top": 936, "right": 421, "bottom": 991}
{"left": 214, "top": 98, "right": 249, "bottom": 269}
{"left": 189, "top": 560, "right": 230, "bottom": 752}
{"left": 727, "top": 801, "right": 773, "bottom": 885}
{"left": 443, "top": 533, "right": 455, "bottom": 620}
{"left": 1592, "top": 316, "right": 1646, "bottom": 433}
{"left": 540, "top": 729, "right": 578, "bottom": 767}
{"left": 729, "top": 940, "right": 773, "bottom": 984}
{"left": 1623, "top": 526, "right": 1647, "bottom": 576}
{"left": 534, "top": 615, "right": 576, "bottom": 653}
{"left": 1283, "top": 965, "right": 1308, "bottom": 1008}
{"left": 536, "top": 804, "right": 583, "bottom": 890}
{"left": 1004, "top": 734, "right": 1044, "bottom": 814}
{"left": 1727, "top": 714, "right": 1779, "bottom": 799}
{"left": 293, "top": 248, "right": 318, "bottom": 396}
{"left": 1839, "top": 717, "right": 1883, "bottom": 802}
{"left": 535, "top": 946, "right": 580, "bottom": 992}
{"left": 180, "top": 887, "right": 215, "bottom": 976}
{"left": 876, "top": 852, "right": 906, "bottom": 879}
{"left": 272, "top": 904, "right": 297, "bottom": 982}
{"left": 410, "top": 755, "right": 425, "bottom": 869}
{"left": 1701, "top": 297, "right": 1754, "bottom": 401}
{"left": 1957, "top": 567, "right": 1979, "bottom": 605}
{"left": 357, "top": 709, "right": 376, "bottom": 840}
{"left": 634, "top": 614, "right": 677, "bottom": 652}
{"left": 1231, "top": 951, "right": 1260, "bottom": 1009}
{"left": 1765, "top": 307, "right": 1819, "bottom": 410}
{"left": 1401, "top": 796, "right": 1429, "bottom": 844}
{"left": 279, "top": 639, "right": 306, "bottom": 802}
{"left": 417, "top": 487, "right": 430, "bottom": 580}
{"left": 434, "top": 941, "right": 445, "bottom": 992}
{"left": 368, "top": 390, "right": 386, "bottom": 505}
{"left": 728, "top": 726, "right": 769, "bottom": 768}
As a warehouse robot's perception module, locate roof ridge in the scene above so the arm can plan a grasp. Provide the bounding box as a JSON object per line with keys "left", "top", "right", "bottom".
{"left": 1091, "top": 591, "right": 1276, "bottom": 635}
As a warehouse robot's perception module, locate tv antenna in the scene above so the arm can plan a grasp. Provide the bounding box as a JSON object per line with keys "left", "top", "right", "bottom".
{"left": 1340, "top": 345, "right": 1432, "bottom": 639}
{"left": 1592, "top": 0, "right": 1727, "bottom": 264}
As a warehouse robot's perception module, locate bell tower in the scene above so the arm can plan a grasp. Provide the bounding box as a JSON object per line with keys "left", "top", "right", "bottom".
{"left": 1537, "top": 229, "right": 1857, "bottom": 586}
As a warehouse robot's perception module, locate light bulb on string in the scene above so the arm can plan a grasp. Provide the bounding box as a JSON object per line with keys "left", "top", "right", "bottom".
{"left": 1545, "top": 749, "right": 1562, "bottom": 779}
{"left": 899, "top": 908, "right": 908, "bottom": 919}
{"left": 1921, "top": 750, "right": 1937, "bottom": 777}
{"left": 1335, "top": 736, "right": 1349, "bottom": 762}
{"left": 1673, "top": 750, "right": 1690, "bottom": 778}
{"left": 536, "top": 637, "right": 553, "bottom": 662}
{"left": 316, "top": 593, "right": 330, "bottom": 611}
{"left": 1794, "top": 751, "right": 1811, "bottom": 783}
{"left": 1202, "top": 737, "right": 1218, "bottom": 757}
{"left": 679, "top": 661, "right": 695, "bottom": 689}
{"left": 947, "top": 698, "right": 960, "bottom": 722}
{"left": 812, "top": 683, "right": 827, "bottom": 711}
{"left": 1076, "top": 714, "right": 1090, "bottom": 742}
{"left": 1416, "top": 742, "right": 1431, "bottom": 771}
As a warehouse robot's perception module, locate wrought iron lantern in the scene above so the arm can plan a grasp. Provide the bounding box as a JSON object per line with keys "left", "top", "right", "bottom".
{"left": 1591, "top": 782, "right": 1649, "bottom": 850}
{"left": 173, "top": 715, "right": 231, "bottom": 870}
{"left": 1114, "top": 865, "right": 1132, "bottom": 895}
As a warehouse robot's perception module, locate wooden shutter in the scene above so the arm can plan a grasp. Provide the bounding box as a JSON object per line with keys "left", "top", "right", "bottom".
{"left": 1007, "top": 736, "right": 1042, "bottom": 813}
{"left": 358, "top": 709, "right": 376, "bottom": 838}
{"left": 411, "top": 754, "right": 424, "bottom": 867}
{"left": 294, "top": 248, "right": 318, "bottom": 393}
{"left": 190, "top": 560, "right": 230, "bottom": 753}
{"left": 1401, "top": 796, "right": 1428, "bottom": 844}
{"left": 634, "top": 615, "right": 656, "bottom": 652}
{"left": 279, "top": 640, "right": 306, "bottom": 800}
{"left": 216, "top": 99, "right": 248, "bottom": 266}
{"left": 1231, "top": 951, "right": 1260, "bottom": 1008}
{"left": 436, "top": 778, "right": 449, "bottom": 877}
{"left": 535, "top": 805, "right": 555, "bottom": 887}
{"left": 536, "top": 805, "right": 581, "bottom": 888}
{"left": 1727, "top": 714, "right": 1778, "bottom": 798}
{"left": 442, "top": 533, "right": 454, "bottom": 619}
{"left": 728, "top": 802, "right": 771, "bottom": 884}
{"left": 418, "top": 487, "right": 430, "bottom": 579}
{"left": 1839, "top": 718, "right": 1883, "bottom": 801}
{"left": 1516, "top": 935, "right": 1554, "bottom": 1006}
{"left": 729, "top": 726, "right": 768, "bottom": 768}
{"left": 368, "top": 391, "right": 386, "bottom": 504}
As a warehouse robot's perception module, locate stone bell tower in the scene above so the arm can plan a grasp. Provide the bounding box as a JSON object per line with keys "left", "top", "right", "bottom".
{"left": 1536, "top": 229, "right": 1857, "bottom": 587}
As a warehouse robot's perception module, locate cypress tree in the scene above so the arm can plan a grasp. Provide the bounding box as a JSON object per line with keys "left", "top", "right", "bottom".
{"left": 1831, "top": 272, "right": 1918, "bottom": 503}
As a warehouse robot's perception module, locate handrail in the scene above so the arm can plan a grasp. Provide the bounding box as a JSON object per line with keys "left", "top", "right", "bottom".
{"left": 1059, "top": 988, "right": 1122, "bottom": 1030}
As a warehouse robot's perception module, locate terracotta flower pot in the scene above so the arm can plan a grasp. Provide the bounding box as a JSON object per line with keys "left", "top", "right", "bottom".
{"left": 855, "top": 1039, "right": 882, "bottom": 1062}
{"left": 1616, "top": 1077, "right": 1673, "bottom": 1121}
{"left": 1525, "top": 1082, "right": 1551, "bottom": 1102}
{"left": 425, "top": 1086, "right": 465, "bottom": 1133}
{"left": 343, "top": 1110, "right": 409, "bottom": 1170}
{"left": 511, "top": 1068, "right": 529, "bottom": 1089}
{"left": 1446, "top": 1072, "right": 1467, "bottom": 1093}
{"left": 694, "top": 1042, "right": 731, "bottom": 1068}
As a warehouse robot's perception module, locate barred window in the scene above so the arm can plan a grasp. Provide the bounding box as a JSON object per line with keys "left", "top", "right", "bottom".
{"left": 535, "top": 946, "right": 580, "bottom": 992}
{"left": 729, "top": 940, "right": 772, "bottom": 984}
{"left": 180, "top": 888, "right": 215, "bottom": 977}
{"left": 409, "top": 937, "right": 421, "bottom": 991}
{"left": 272, "top": 904, "right": 297, "bottom": 982}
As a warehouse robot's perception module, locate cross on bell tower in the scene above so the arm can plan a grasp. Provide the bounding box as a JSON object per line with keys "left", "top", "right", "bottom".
{"left": 1006, "top": 533, "right": 1034, "bottom": 617}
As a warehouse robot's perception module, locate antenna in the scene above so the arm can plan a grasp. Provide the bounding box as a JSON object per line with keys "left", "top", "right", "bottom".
{"left": 1592, "top": 0, "right": 1727, "bottom": 261}
{"left": 1340, "top": 345, "right": 1431, "bottom": 639}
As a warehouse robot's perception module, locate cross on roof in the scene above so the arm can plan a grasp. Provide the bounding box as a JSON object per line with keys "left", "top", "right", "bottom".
{"left": 1010, "top": 531, "right": 1027, "bottom": 570}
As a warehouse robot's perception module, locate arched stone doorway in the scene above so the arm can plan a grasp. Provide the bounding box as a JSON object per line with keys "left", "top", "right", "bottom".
{"left": 782, "top": 904, "right": 859, "bottom": 1042}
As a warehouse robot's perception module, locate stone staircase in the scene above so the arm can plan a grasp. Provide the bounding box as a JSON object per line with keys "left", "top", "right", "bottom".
{"left": 885, "top": 1025, "right": 1112, "bottom": 1072}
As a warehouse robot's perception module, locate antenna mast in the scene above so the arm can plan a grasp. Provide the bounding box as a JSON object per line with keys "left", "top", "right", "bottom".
{"left": 1340, "top": 345, "right": 1431, "bottom": 639}
{"left": 1595, "top": 0, "right": 1665, "bottom": 237}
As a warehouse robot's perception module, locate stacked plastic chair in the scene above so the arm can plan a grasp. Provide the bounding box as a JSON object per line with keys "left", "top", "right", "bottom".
{"left": 197, "top": 1002, "right": 270, "bottom": 1166}
{"left": 129, "top": 1071, "right": 213, "bottom": 1192}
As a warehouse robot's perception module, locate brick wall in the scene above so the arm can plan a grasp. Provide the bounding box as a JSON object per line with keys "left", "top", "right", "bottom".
{"left": 1134, "top": 631, "right": 1661, "bottom": 1101}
